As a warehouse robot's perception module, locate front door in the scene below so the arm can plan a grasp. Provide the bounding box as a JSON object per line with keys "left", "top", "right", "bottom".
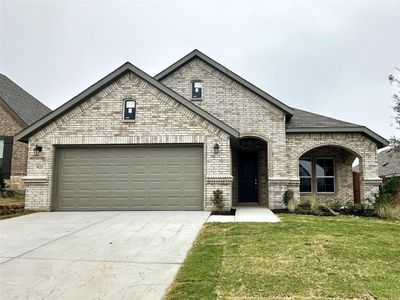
{"left": 238, "top": 151, "right": 258, "bottom": 202}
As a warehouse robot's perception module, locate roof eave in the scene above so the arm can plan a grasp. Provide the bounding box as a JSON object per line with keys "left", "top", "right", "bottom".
{"left": 15, "top": 62, "right": 239, "bottom": 143}
{"left": 286, "top": 126, "right": 389, "bottom": 148}
{"left": 154, "top": 49, "right": 294, "bottom": 118}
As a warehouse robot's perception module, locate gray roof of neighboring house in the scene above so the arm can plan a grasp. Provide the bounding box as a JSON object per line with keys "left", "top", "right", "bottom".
{"left": 154, "top": 49, "right": 295, "bottom": 118}
{"left": 353, "top": 147, "right": 400, "bottom": 177}
{"left": 286, "top": 108, "right": 388, "bottom": 148}
{"left": 0, "top": 74, "right": 51, "bottom": 126}
{"left": 378, "top": 147, "right": 400, "bottom": 178}
{"left": 15, "top": 62, "right": 240, "bottom": 143}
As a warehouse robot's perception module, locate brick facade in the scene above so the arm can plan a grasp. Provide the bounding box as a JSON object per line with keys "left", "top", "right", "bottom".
{"left": 23, "top": 58, "right": 382, "bottom": 210}
{"left": 24, "top": 73, "right": 232, "bottom": 211}
{"left": 0, "top": 104, "right": 28, "bottom": 189}
{"left": 286, "top": 133, "right": 381, "bottom": 204}
{"left": 161, "top": 58, "right": 381, "bottom": 208}
{"left": 160, "top": 58, "right": 289, "bottom": 208}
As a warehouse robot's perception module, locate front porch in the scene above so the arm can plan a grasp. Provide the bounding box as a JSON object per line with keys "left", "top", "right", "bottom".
{"left": 230, "top": 138, "right": 380, "bottom": 209}
{"left": 232, "top": 137, "right": 269, "bottom": 207}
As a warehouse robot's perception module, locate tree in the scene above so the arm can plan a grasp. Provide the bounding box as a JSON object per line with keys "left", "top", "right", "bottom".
{"left": 388, "top": 67, "right": 400, "bottom": 150}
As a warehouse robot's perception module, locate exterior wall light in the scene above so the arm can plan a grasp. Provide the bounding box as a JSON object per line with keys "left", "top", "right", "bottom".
{"left": 213, "top": 143, "right": 220, "bottom": 154}
{"left": 33, "top": 145, "right": 43, "bottom": 156}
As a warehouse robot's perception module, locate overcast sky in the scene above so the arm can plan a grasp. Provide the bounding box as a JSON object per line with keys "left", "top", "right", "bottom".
{"left": 1, "top": 0, "right": 399, "bottom": 140}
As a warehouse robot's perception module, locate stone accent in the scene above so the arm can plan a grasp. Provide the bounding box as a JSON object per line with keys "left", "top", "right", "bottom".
{"left": 25, "top": 72, "right": 232, "bottom": 211}
{"left": 0, "top": 104, "right": 28, "bottom": 189}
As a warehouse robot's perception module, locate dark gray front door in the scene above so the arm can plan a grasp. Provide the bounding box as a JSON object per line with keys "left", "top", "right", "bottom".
{"left": 54, "top": 145, "right": 203, "bottom": 211}
{"left": 238, "top": 151, "right": 258, "bottom": 202}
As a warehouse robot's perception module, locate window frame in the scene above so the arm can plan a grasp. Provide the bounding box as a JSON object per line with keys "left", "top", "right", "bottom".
{"left": 122, "top": 99, "right": 136, "bottom": 121}
{"left": 299, "top": 157, "right": 336, "bottom": 194}
{"left": 191, "top": 80, "right": 203, "bottom": 100}
{"left": 315, "top": 158, "right": 335, "bottom": 193}
{"left": 299, "top": 158, "right": 312, "bottom": 193}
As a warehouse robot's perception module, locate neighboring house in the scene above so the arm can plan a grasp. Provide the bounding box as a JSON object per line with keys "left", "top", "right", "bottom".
{"left": 15, "top": 50, "right": 387, "bottom": 211}
{"left": 0, "top": 74, "right": 51, "bottom": 189}
{"left": 354, "top": 147, "right": 400, "bottom": 180}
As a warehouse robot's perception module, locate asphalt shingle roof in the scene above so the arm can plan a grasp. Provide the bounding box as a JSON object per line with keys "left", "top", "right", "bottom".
{"left": 0, "top": 74, "right": 51, "bottom": 126}
{"left": 378, "top": 148, "right": 400, "bottom": 178}
{"left": 286, "top": 108, "right": 359, "bottom": 129}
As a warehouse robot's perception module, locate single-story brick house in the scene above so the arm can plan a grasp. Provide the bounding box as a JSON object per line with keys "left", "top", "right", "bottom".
{"left": 15, "top": 50, "right": 388, "bottom": 211}
{"left": 0, "top": 74, "right": 51, "bottom": 189}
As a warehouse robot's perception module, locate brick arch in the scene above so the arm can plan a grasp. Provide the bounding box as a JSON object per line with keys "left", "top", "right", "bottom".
{"left": 239, "top": 132, "right": 270, "bottom": 144}
{"left": 298, "top": 143, "right": 363, "bottom": 160}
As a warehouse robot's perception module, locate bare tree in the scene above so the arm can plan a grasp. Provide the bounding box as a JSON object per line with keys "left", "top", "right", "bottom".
{"left": 388, "top": 67, "right": 400, "bottom": 150}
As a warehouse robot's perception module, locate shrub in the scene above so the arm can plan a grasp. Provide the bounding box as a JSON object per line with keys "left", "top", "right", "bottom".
{"left": 211, "top": 189, "right": 224, "bottom": 211}
{"left": 282, "top": 190, "right": 294, "bottom": 207}
{"left": 376, "top": 203, "right": 400, "bottom": 220}
{"left": 0, "top": 174, "right": 5, "bottom": 198}
{"left": 287, "top": 199, "right": 297, "bottom": 212}
{"left": 374, "top": 178, "right": 400, "bottom": 220}
{"left": 374, "top": 177, "right": 400, "bottom": 207}
{"left": 295, "top": 196, "right": 337, "bottom": 216}
{"left": 330, "top": 201, "right": 344, "bottom": 212}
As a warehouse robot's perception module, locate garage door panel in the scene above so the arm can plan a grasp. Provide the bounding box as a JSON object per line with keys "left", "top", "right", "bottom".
{"left": 55, "top": 146, "right": 203, "bottom": 211}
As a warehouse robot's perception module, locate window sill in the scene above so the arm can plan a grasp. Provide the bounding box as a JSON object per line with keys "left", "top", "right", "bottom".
{"left": 300, "top": 192, "right": 336, "bottom": 195}
{"left": 191, "top": 98, "right": 203, "bottom": 101}
{"left": 122, "top": 119, "right": 136, "bottom": 123}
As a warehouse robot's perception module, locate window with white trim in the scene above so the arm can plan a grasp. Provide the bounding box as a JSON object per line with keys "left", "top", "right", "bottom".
{"left": 316, "top": 159, "right": 335, "bottom": 192}
{"left": 299, "top": 159, "right": 312, "bottom": 192}
{"left": 123, "top": 99, "right": 136, "bottom": 120}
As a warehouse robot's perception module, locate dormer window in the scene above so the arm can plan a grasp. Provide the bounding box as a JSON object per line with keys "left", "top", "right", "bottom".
{"left": 191, "top": 80, "right": 203, "bottom": 100}
{"left": 123, "top": 99, "right": 136, "bottom": 120}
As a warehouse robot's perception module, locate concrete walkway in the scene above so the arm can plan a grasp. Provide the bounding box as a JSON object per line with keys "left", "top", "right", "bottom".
{"left": 207, "top": 206, "right": 281, "bottom": 223}
{"left": 0, "top": 211, "right": 210, "bottom": 300}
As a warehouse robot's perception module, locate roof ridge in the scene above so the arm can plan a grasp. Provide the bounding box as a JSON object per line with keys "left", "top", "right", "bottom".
{"left": 154, "top": 49, "right": 294, "bottom": 118}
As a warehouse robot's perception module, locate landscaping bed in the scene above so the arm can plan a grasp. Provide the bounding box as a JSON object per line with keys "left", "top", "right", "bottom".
{"left": 166, "top": 214, "right": 400, "bottom": 300}
{"left": 0, "top": 193, "right": 31, "bottom": 220}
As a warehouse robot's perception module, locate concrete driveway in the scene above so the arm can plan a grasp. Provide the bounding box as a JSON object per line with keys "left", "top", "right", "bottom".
{"left": 0, "top": 211, "right": 209, "bottom": 300}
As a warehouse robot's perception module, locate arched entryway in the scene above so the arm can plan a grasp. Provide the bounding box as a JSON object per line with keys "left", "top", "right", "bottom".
{"left": 232, "top": 137, "right": 268, "bottom": 206}
{"left": 298, "top": 145, "right": 362, "bottom": 203}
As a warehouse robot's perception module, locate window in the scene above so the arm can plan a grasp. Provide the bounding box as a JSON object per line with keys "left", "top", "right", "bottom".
{"left": 123, "top": 99, "right": 136, "bottom": 120}
{"left": 316, "top": 159, "right": 335, "bottom": 192}
{"left": 0, "top": 138, "right": 4, "bottom": 173}
{"left": 191, "top": 81, "right": 203, "bottom": 99}
{"left": 299, "top": 158, "right": 335, "bottom": 193}
{"left": 299, "top": 159, "right": 312, "bottom": 192}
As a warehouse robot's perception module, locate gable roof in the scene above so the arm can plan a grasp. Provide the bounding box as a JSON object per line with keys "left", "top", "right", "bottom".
{"left": 15, "top": 62, "right": 239, "bottom": 143}
{"left": 154, "top": 49, "right": 294, "bottom": 118}
{"left": 286, "top": 108, "right": 388, "bottom": 148}
{"left": 0, "top": 74, "right": 51, "bottom": 126}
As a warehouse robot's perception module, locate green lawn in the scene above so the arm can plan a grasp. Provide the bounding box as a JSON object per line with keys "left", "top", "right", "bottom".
{"left": 166, "top": 214, "right": 400, "bottom": 300}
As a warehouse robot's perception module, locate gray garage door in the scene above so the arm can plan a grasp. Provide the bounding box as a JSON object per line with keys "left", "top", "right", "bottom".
{"left": 54, "top": 146, "right": 203, "bottom": 211}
